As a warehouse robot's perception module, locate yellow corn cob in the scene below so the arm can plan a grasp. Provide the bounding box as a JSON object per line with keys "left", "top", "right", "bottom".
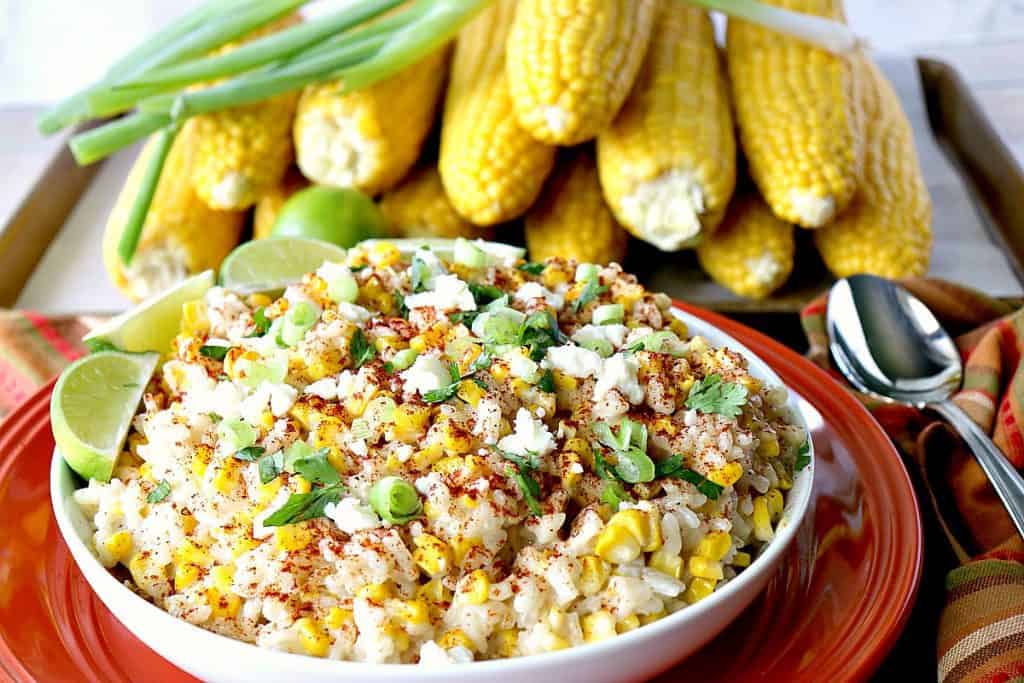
{"left": 506, "top": 0, "right": 658, "bottom": 145}
{"left": 813, "top": 57, "right": 932, "bottom": 277}
{"left": 293, "top": 47, "right": 450, "bottom": 196}
{"left": 380, "top": 166, "right": 493, "bottom": 240}
{"left": 103, "top": 128, "right": 245, "bottom": 301}
{"left": 597, "top": 4, "right": 735, "bottom": 250}
{"left": 525, "top": 149, "right": 629, "bottom": 265}
{"left": 726, "top": 0, "right": 863, "bottom": 227}
{"left": 190, "top": 15, "right": 302, "bottom": 210}
{"left": 696, "top": 195, "right": 795, "bottom": 300}
{"left": 253, "top": 166, "right": 309, "bottom": 239}
{"left": 439, "top": 0, "right": 556, "bottom": 225}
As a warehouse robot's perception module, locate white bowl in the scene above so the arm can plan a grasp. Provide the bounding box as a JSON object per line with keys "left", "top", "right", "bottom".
{"left": 51, "top": 308, "right": 814, "bottom": 683}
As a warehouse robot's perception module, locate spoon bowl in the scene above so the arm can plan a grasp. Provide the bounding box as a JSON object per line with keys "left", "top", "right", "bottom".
{"left": 827, "top": 274, "right": 1024, "bottom": 539}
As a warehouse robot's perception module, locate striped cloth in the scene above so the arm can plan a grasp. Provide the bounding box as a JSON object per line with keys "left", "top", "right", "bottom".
{"left": 802, "top": 278, "right": 1024, "bottom": 683}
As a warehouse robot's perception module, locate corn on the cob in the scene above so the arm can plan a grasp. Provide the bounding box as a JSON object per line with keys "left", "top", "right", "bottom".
{"left": 439, "top": 0, "right": 556, "bottom": 225}
{"left": 726, "top": 0, "right": 863, "bottom": 228}
{"left": 294, "top": 47, "right": 450, "bottom": 196}
{"left": 103, "top": 126, "right": 245, "bottom": 302}
{"left": 253, "top": 166, "right": 309, "bottom": 240}
{"left": 506, "top": 0, "right": 658, "bottom": 145}
{"left": 525, "top": 149, "right": 628, "bottom": 265}
{"left": 190, "top": 15, "right": 302, "bottom": 211}
{"left": 814, "top": 57, "right": 932, "bottom": 278}
{"left": 597, "top": 3, "right": 735, "bottom": 251}
{"left": 696, "top": 194, "right": 795, "bottom": 300}
{"left": 379, "top": 166, "right": 492, "bottom": 240}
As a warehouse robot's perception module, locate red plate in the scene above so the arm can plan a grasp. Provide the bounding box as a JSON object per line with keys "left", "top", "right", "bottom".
{"left": 0, "top": 304, "right": 921, "bottom": 682}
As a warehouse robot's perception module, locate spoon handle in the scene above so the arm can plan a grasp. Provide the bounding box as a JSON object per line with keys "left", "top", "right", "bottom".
{"left": 933, "top": 400, "right": 1024, "bottom": 539}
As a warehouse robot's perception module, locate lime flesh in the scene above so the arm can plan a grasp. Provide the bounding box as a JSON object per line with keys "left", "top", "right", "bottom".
{"left": 84, "top": 270, "right": 214, "bottom": 354}
{"left": 219, "top": 237, "right": 348, "bottom": 292}
{"left": 51, "top": 351, "right": 159, "bottom": 482}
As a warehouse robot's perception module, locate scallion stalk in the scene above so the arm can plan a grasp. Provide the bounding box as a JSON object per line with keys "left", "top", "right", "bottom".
{"left": 70, "top": 112, "right": 171, "bottom": 165}
{"left": 117, "top": 122, "right": 178, "bottom": 266}
{"left": 683, "top": 0, "right": 859, "bottom": 54}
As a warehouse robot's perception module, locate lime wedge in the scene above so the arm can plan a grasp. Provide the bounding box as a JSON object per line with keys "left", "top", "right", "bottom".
{"left": 84, "top": 270, "right": 214, "bottom": 353}
{"left": 358, "top": 238, "right": 525, "bottom": 265}
{"left": 219, "top": 237, "right": 348, "bottom": 292}
{"left": 51, "top": 351, "right": 159, "bottom": 482}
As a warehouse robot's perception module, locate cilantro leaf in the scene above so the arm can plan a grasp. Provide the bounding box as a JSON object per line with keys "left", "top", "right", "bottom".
{"left": 291, "top": 448, "right": 342, "bottom": 486}
{"left": 468, "top": 283, "right": 504, "bottom": 306}
{"left": 258, "top": 452, "right": 282, "bottom": 484}
{"left": 235, "top": 445, "right": 266, "bottom": 462}
{"left": 675, "top": 468, "right": 724, "bottom": 500}
{"left": 518, "top": 310, "right": 568, "bottom": 362}
{"left": 449, "top": 310, "right": 480, "bottom": 326}
{"left": 423, "top": 360, "right": 490, "bottom": 404}
{"left": 469, "top": 351, "right": 492, "bottom": 374}
{"left": 600, "top": 481, "right": 633, "bottom": 511}
{"left": 410, "top": 252, "right": 430, "bottom": 293}
{"left": 394, "top": 292, "right": 408, "bottom": 319}
{"left": 499, "top": 448, "right": 542, "bottom": 471}
{"left": 653, "top": 454, "right": 685, "bottom": 478}
{"left": 249, "top": 307, "right": 272, "bottom": 337}
{"left": 506, "top": 464, "right": 542, "bottom": 516}
{"left": 147, "top": 479, "right": 171, "bottom": 503}
{"left": 517, "top": 262, "right": 546, "bottom": 276}
{"left": 538, "top": 369, "right": 555, "bottom": 393}
{"left": 685, "top": 374, "right": 748, "bottom": 418}
{"left": 349, "top": 329, "right": 376, "bottom": 368}
{"left": 570, "top": 276, "right": 607, "bottom": 314}
{"left": 262, "top": 484, "right": 346, "bottom": 527}
{"left": 350, "top": 264, "right": 368, "bottom": 273}
{"left": 795, "top": 441, "right": 811, "bottom": 471}
{"left": 199, "top": 344, "right": 231, "bottom": 360}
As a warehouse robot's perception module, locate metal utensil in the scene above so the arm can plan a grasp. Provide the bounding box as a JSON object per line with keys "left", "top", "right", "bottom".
{"left": 827, "top": 274, "right": 1024, "bottom": 538}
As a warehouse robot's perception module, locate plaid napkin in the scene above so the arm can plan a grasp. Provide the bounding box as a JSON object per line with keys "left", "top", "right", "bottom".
{"left": 6, "top": 290, "right": 1024, "bottom": 680}
{"left": 802, "top": 279, "right": 1024, "bottom": 683}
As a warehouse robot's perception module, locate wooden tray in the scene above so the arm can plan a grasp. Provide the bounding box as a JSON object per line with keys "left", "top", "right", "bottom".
{"left": 5, "top": 57, "right": 1023, "bottom": 316}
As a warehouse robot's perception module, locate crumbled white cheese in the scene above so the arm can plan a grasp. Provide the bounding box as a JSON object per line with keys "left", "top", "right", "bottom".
{"left": 594, "top": 353, "right": 644, "bottom": 404}
{"left": 240, "top": 382, "right": 298, "bottom": 423}
{"left": 325, "top": 497, "right": 380, "bottom": 534}
{"left": 542, "top": 344, "right": 603, "bottom": 378}
{"left": 572, "top": 323, "right": 629, "bottom": 349}
{"left": 418, "top": 640, "right": 474, "bottom": 666}
{"left": 502, "top": 347, "right": 540, "bottom": 382}
{"left": 515, "top": 282, "right": 564, "bottom": 310}
{"left": 405, "top": 274, "right": 476, "bottom": 312}
{"left": 413, "top": 249, "right": 448, "bottom": 289}
{"left": 498, "top": 407, "right": 556, "bottom": 457}
{"left": 336, "top": 302, "right": 373, "bottom": 323}
{"left": 401, "top": 355, "right": 452, "bottom": 396}
{"left": 304, "top": 378, "right": 338, "bottom": 400}
{"left": 316, "top": 261, "right": 351, "bottom": 283}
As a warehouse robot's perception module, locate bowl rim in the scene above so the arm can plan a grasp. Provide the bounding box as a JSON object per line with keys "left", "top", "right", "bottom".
{"left": 49, "top": 306, "right": 814, "bottom": 677}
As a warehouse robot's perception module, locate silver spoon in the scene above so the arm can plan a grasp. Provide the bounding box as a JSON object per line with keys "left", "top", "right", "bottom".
{"left": 827, "top": 274, "right": 1024, "bottom": 538}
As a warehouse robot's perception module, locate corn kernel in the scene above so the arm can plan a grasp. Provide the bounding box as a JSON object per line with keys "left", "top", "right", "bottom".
{"left": 765, "top": 488, "right": 784, "bottom": 521}
{"left": 206, "top": 587, "right": 242, "bottom": 619}
{"left": 707, "top": 462, "right": 743, "bottom": 487}
{"left": 395, "top": 598, "right": 431, "bottom": 625}
{"left": 616, "top": 614, "right": 641, "bottom": 633}
{"left": 689, "top": 556, "right": 724, "bottom": 580}
{"left": 190, "top": 446, "right": 212, "bottom": 482}
{"left": 417, "top": 577, "right": 453, "bottom": 605}
{"left": 103, "top": 530, "right": 133, "bottom": 563}
{"left": 581, "top": 610, "right": 617, "bottom": 642}
{"left": 326, "top": 606, "right": 353, "bottom": 629}
{"left": 137, "top": 462, "right": 153, "bottom": 482}
{"left": 669, "top": 318, "right": 688, "bottom": 338}
{"left": 541, "top": 267, "right": 571, "bottom": 288}
{"left": 683, "top": 577, "right": 717, "bottom": 604}
{"left": 639, "top": 611, "right": 665, "bottom": 626}
{"left": 492, "top": 629, "right": 519, "bottom": 658}
{"left": 758, "top": 431, "right": 780, "bottom": 458}
{"left": 295, "top": 617, "right": 331, "bottom": 657}
{"left": 490, "top": 363, "right": 510, "bottom": 382}
{"left": 695, "top": 531, "right": 732, "bottom": 562}
{"left": 456, "top": 379, "right": 486, "bottom": 407}
{"left": 462, "top": 570, "right": 490, "bottom": 605}
{"left": 248, "top": 293, "right": 272, "bottom": 308}
{"left": 578, "top": 555, "right": 611, "bottom": 595}
{"left": 181, "top": 301, "right": 209, "bottom": 336}
{"left": 394, "top": 404, "right": 432, "bottom": 443}
{"left": 231, "top": 537, "right": 260, "bottom": 559}
{"left": 174, "top": 562, "right": 201, "bottom": 591}
{"left": 274, "top": 524, "right": 314, "bottom": 552}
{"left": 594, "top": 524, "right": 642, "bottom": 564}
{"left": 257, "top": 476, "right": 283, "bottom": 505}
{"left": 451, "top": 535, "right": 482, "bottom": 566}
{"left": 181, "top": 512, "right": 198, "bottom": 535}
{"left": 210, "top": 564, "right": 234, "bottom": 593}
{"left": 438, "top": 628, "right": 475, "bottom": 652}
{"left": 382, "top": 619, "right": 411, "bottom": 652}
{"left": 292, "top": 474, "right": 313, "bottom": 495}
{"left": 643, "top": 508, "right": 662, "bottom": 552}
{"left": 649, "top": 550, "right": 684, "bottom": 579}
{"left": 731, "top": 551, "right": 751, "bottom": 568}
{"left": 752, "top": 496, "right": 774, "bottom": 542}
{"left": 552, "top": 370, "right": 577, "bottom": 392}
{"left": 358, "top": 581, "right": 393, "bottom": 604}
{"left": 212, "top": 458, "right": 243, "bottom": 495}
{"left": 129, "top": 553, "right": 154, "bottom": 587}
{"left": 368, "top": 242, "right": 401, "bottom": 268}
{"left": 175, "top": 539, "right": 212, "bottom": 566}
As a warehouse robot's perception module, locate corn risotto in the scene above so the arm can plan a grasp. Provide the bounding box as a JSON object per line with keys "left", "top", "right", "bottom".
{"left": 75, "top": 240, "right": 807, "bottom": 665}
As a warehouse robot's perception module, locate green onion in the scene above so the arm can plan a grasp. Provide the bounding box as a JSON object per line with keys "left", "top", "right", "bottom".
{"left": 454, "top": 238, "right": 487, "bottom": 268}
{"left": 116, "top": 122, "right": 178, "bottom": 265}
{"left": 327, "top": 272, "right": 359, "bottom": 304}
{"left": 365, "top": 396, "right": 397, "bottom": 424}
{"left": 684, "top": 0, "right": 859, "bottom": 54}
{"left": 349, "top": 418, "right": 371, "bottom": 441}
{"left": 575, "top": 263, "right": 599, "bottom": 283}
{"left": 147, "top": 479, "right": 172, "bottom": 503}
{"left": 387, "top": 348, "right": 418, "bottom": 373}
{"left": 238, "top": 354, "right": 288, "bottom": 387}
{"left": 580, "top": 338, "right": 614, "bottom": 358}
{"left": 482, "top": 314, "right": 520, "bottom": 346}
{"left": 218, "top": 417, "right": 257, "bottom": 451}
{"left": 70, "top": 112, "right": 172, "bottom": 166}
{"left": 280, "top": 301, "right": 318, "bottom": 347}
{"left": 614, "top": 449, "right": 655, "bottom": 484}
{"left": 593, "top": 303, "right": 624, "bottom": 325}
{"left": 369, "top": 476, "right": 422, "bottom": 524}
{"left": 484, "top": 295, "right": 510, "bottom": 312}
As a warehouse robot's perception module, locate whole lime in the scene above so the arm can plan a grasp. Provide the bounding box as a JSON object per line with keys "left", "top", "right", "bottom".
{"left": 270, "top": 186, "right": 387, "bottom": 247}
